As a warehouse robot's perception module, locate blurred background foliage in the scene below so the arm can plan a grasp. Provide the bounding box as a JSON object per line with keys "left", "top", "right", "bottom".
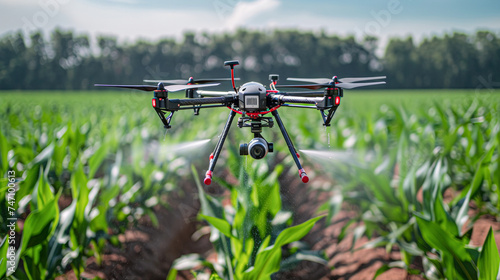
{"left": 0, "top": 28, "right": 499, "bottom": 90}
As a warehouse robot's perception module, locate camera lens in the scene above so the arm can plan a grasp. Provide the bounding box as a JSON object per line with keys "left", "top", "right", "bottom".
{"left": 250, "top": 144, "right": 266, "bottom": 159}
{"left": 248, "top": 138, "right": 268, "bottom": 160}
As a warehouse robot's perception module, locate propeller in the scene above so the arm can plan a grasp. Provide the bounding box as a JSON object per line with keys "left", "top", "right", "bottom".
{"left": 276, "top": 81, "right": 386, "bottom": 90}
{"left": 94, "top": 83, "right": 220, "bottom": 92}
{"left": 287, "top": 76, "right": 386, "bottom": 84}
{"left": 144, "top": 77, "right": 240, "bottom": 84}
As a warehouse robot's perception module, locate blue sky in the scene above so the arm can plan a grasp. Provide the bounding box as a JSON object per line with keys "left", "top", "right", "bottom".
{"left": 1, "top": 0, "right": 499, "bottom": 51}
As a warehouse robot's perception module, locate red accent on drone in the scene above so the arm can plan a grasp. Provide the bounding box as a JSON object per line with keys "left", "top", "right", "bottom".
{"left": 152, "top": 98, "right": 157, "bottom": 108}
{"left": 209, "top": 153, "right": 214, "bottom": 160}
{"left": 301, "top": 175, "right": 309, "bottom": 183}
{"left": 231, "top": 69, "right": 236, "bottom": 90}
{"left": 335, "top": 96, "right": 341, "bottom": 106}
{"left": 299, "top": 168, "right": 309, "bottom": 183}
{"left": 204, "top": 171, "right": 213, "bottom": 185}
{"left": 227, "top": 105, "right": 281, "bottom": 118}
{"left": 227, "top": 107, "right": 243, "bottom": 115}
{"left": 246, "top": 106, "right": 281, "bottom": 118}
{"left": 296, "top": 152, "right": 300, "bottom": 158}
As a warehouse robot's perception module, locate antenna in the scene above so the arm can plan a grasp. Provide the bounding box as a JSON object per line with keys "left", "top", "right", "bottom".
{"left": 224, "top": 60, "right": 239, "bottom": 93}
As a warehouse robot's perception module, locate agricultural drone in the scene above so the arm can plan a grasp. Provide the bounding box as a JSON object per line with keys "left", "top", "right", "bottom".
{"left": 95, "top": 60, "right": 385, "bottom": 185}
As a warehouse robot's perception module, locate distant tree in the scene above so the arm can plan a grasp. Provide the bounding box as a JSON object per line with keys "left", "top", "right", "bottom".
{"left": 0, "top": 28, "right": 498, "bottom": 90}
{"left": 384, "top": 36, "right": 417, "bottom": 88}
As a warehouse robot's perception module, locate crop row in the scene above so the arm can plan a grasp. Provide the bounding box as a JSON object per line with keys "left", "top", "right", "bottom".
{"left": 0, "top": 90, "right": 499, "bottom": 279}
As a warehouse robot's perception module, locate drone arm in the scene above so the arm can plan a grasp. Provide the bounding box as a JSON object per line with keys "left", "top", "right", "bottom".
{"left": 273, "top": 95, "right": 323, "bottom": 105}
{"left": 177, "top": 96, "right": 235, "bottom": 106}
{"left": 197, "top": 90, "right": 234, "bottom": 96}
{"left": 281, "top": 92, "right": 324, "bottom": 97}
{"left": 174, "top": 104, "right": 228, "bottom": 111}
{"left": 281, "top": 104, "right": 317, "bottom": 109}
{"left": 163, "top": 96, "right": 235, "bottom": 110}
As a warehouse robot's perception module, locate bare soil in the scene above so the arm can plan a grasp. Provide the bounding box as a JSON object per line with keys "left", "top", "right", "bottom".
{"left": 57, "top": 172, "right": 500, "bottom": 280}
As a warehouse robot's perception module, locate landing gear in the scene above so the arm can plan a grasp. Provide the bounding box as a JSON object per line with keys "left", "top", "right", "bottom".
{"left": 204, "top": 110, "right": 236, "bottom": 185}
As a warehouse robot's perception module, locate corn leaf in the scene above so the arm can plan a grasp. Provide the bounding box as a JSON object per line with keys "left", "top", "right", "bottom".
{"left": 88, "top": 142, "right": 109, "bottom": 178}
{"left": 416, "top": 215, "right": 477, "bottom": 280}
{"left": 12, "top": 198, "right": 59, "bottom": 276}
{"left": 245, "top": 216, "right": 324, "bottom": 279}
{"left": 478, "top": 227, "right": 500, "bottom": 280}
{"left": 0, "top": 235, "right": 8, "bottom": 278}
{"left": 0, "top": 130, "right": 8, "bottom": 175}
{"left": 200, "top": 214, "right": 233, "bottom": 238}
{"left": 433, "top": 191, "right": 459, "bottom": 237}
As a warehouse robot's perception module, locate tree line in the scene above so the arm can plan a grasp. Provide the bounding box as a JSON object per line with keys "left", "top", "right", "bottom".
{"left": 0, "top": 28, "right": 498, "bottom": 90}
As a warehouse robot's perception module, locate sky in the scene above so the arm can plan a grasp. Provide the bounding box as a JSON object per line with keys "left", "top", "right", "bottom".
{"left": 1, "top": 0, "right": 499, "bottom": 51}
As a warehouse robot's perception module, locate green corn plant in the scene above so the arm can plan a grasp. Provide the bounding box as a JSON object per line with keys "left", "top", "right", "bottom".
{"left": 0, "top": 166, "right": 60, "bottom": 279}
{"left": 1, "top": 89, "right": 499, "bottom": 279}
{"left": 167, "top": 161, "right": 326, "bottom": 280}
{"left": 310, "top": 94, "right": 499, "bottom": 278}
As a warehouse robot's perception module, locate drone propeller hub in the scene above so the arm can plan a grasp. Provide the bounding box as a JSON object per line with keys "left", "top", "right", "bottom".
{"left": 156, "top": 82, "right": 166, "bottom": 91}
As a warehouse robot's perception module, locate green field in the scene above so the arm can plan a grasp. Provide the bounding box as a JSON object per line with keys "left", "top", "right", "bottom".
{"left": 1, "top": 89, "right": 499, "bottom": 279}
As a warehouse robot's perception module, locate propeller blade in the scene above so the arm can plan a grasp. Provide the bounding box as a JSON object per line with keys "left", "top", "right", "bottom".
{"left": 165, "top": 83, "right": 220, "bottom": 92}
{"left": 94, "top": 84, "right": 157, "bottom": 91}
{"left": 335, "top": 81, "right": 386, "bottom": 89}
{"left": 276, "top": 81, "right": 386, "bottom": 90}
{"left": 287, "top": 76, "right": 386, "bottom": 84}
{"left": 94, "top": 83, "right": 220, "bottom": 92}
{"left": 143, "top": 79, "right": 189, "bottom": 84}
{"left": 339, "top": 76, "right": 386, "bottom": 83}
{"left": 144, "top": 78, "right": 240, "bottom": 84}
{"left": 195, "top": 78, "right": 240, "bottom": 83}
{"left": 276, "top": 84, "right": 329, "bottom": 90}
{"left": 287, "top": 78, "right": 332, "bottom": 84}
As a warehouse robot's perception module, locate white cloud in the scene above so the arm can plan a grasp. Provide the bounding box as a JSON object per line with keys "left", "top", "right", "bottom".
{"left": 1, "top": 0, "right": 499, "bottom": 54}
{"left": 225, "top": 0, "right": 280, "bottom": 29}
{"left": 39, "top": 1, "right": 223, "bottom": 40}
{"left": 107, "top": 0, "right": 139, "bottom": 4}
{"left": 1, "top": 0, "right": 38, "bottom": 5}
